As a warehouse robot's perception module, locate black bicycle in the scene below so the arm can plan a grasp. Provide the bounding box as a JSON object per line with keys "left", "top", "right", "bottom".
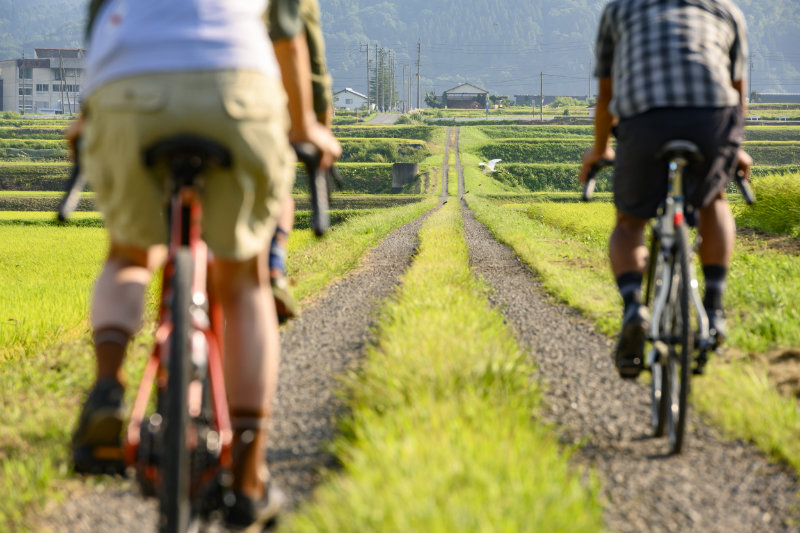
{"left": 583, "top": 141, "right": 754, "bottom": 454}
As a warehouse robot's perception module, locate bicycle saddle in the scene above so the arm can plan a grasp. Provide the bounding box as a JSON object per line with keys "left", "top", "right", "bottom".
{"left": 143, "top": 135, "right": 232, "bottom": 170}
{"left": 656, "top": 140, "right": 703, "bottom": 163}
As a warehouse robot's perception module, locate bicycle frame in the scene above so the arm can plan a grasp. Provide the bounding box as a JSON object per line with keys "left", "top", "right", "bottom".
{"left": 645, "top": 156, "right": 710, "bottom": 368}
{"left": 123, "top": 175, "right": 233, "bottom": 498}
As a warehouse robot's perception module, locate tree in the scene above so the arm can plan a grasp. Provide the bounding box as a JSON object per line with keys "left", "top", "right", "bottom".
{"left": 424, "top": 90, "right": 443, "bottom": 108}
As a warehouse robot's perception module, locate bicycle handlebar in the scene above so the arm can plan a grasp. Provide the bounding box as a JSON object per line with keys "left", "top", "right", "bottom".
{"left": 579, "top": 159, "right": 756, "bottom": 206}
{"left": 293, "top": 142, "right": 342, "bottom": 237}
{"left": 734, "top": 170, "right": 756, "bottom": 205}
{"left": 57, "top": 151, "right": 86, "bottom": 222}
{"left": 581, "top": 158, "right": 614, "bottom": 202}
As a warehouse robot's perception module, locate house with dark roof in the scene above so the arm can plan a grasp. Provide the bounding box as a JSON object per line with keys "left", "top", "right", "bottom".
{"left": 443, "top": 83, "right": 489, "bottom": 109}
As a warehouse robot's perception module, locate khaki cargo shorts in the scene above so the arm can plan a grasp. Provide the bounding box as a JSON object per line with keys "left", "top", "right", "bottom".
{"left": 82, "top": 70, "right": 294, "bottom": 260}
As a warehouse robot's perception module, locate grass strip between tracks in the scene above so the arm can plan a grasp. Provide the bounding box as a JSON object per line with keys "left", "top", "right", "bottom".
{"left": 465, "top": 193, "right": 800, "bottom": 475}
{"left": 0, "top": 200, "right": 437, "bottom": 531}
{"left": 285, "top": 201, "right": 603, "bottom": 532}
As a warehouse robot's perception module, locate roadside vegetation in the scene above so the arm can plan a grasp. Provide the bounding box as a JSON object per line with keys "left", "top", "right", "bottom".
{"left": 286, "top": 202, "right": 603, "bottom": 532}
{"left": 460, "top": 117, "right": 800, "bottom": 477}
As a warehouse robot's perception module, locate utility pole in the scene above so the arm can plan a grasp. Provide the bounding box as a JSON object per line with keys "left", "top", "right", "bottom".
{"left": 378, "top": 47, "right": 383, "bottom": 112}
{"left": 361, "top": 43, "right": 370, "bottom": 111}
{"left": 540, "top": 71, "right": 543, "bottom": 122}
{"left": 416, "top": 40, "right": 421, "bottom": 110}
{"left": 374, "top": 44, "right": 378, "bottom": 111}
{"left": 21, "top": 52, "right": 25, "bottom": 115}
{"left": 749, "top": 59, "right": 753, "bottom": 102}
{"left": 402, "top": 63, "right": 407, "bottom": 113}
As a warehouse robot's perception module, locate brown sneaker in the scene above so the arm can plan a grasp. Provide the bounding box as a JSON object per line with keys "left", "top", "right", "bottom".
{"left": 271, "top": 275, "right": 298, "bottom": 324}
{"left": 225, "top": 481, "right": 287, "bottom": 532}
{"left": 71, "top": 377, "right": 126, "bottom": 475}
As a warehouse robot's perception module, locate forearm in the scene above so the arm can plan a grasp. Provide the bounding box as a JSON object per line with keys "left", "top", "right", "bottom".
{"left": 273, "top": 34, "right": 317, "bottom": 141}
{"left": 593, "top": 77, "right": 614, "bottom": 154}
{"left": 732, "top": 78, "right": 747, "bottom": 116}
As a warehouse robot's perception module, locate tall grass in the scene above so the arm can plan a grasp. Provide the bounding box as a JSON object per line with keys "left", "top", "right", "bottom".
{"left": 733, "top": 172, "right": 800, "bottom": 237}
{"left": 285, "top": 202, "right": 603, "bottom": 533}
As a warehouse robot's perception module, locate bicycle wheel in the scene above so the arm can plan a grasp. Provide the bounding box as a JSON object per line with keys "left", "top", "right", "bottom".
{"left": 646, "top": 235, "right": 669, "bottom": 437}
{"left": 666, "top": 223, "right": 692, "bottom": 454}
{"left": 160, "top": 249, "right": 194, "bottom": 533}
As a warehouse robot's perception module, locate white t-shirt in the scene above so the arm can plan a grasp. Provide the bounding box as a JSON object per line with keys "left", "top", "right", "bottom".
{"left": 84, "top": 0, "right": 280, "bottom": 96}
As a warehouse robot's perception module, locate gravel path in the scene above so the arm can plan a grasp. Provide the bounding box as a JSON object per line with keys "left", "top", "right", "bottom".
{"left": 455, "top": 125, "right": 800, "bottom": 531}
{"left": 35, "top": 209, "right": 436, "bottom": 532}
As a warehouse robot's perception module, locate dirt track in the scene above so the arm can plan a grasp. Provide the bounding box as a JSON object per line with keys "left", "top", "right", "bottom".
{"left": 35, "top": 128, "right": 799, "bottom": 533}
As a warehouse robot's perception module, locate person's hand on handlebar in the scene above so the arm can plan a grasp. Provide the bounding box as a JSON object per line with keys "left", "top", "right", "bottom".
{"left": 291, "top": 120, "right": 341, "bottom": 170}
{"left": 736, "top": 147, "right": 753, "bottom": 181}
{"left": 579, "top": 146, "right": 615, "bottom": 184}
{"left": 65, "top": 113, "right": 85, "bottom": 162}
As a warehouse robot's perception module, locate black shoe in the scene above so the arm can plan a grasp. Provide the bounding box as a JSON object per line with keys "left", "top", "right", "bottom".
{"left": 72, "top": 377, "right": 126, "bottom": 475}
{"left": 706, "top": 308, "right": 727, "bottom": 349}
{"left": 615, "top": 304, "right": 649, "bottom": 379}
{"left": 225, "top": 482, "right": 287, "bottom": 532}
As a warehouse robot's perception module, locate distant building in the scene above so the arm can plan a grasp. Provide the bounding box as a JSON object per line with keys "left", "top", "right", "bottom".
{"left": 333, "top": 88, "right": 368, "bottom": 111}
{"left": 756, "top": 93, "right": 800, "bottom": 104}
{"left": 0, "top": 48, "right": 85, "bottom": 114}
{"left": 514, "top": 94, "right": 590, "bottom": 106}
{"left": 443, "top": 83, "right": 488, "bottom": 109}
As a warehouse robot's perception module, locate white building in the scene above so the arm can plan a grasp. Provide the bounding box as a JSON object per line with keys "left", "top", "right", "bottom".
{"left": 333, "top": 88, "right": 368, "bottom": 111}
{"left": 0, "top": 48, "right": 85, "bottom": 114}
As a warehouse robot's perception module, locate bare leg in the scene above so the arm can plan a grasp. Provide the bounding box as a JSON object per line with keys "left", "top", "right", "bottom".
{"left": 609, "top": 211, "right": 648, "bottom": 277}
{"left": 697, "top": 192, "right": 735, "bottom": 267}
{"left": 91, "top": 242, "right": 165, "bottom": 384}
{"left": 270, "top": 194, "right": 295, "bottom": 279}
{"left": 213, "top": 249, "right": 280, "bottom": 497}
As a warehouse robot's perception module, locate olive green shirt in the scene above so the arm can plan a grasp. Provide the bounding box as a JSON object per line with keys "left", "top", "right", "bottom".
{"left": 269, "top": 0, "right": 333, "bottom": 115}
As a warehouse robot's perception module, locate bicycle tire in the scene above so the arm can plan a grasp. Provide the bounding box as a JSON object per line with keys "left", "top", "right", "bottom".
{"left": 160, "top": 249, "right": 194, "bottom": 533}
{"left": 645, "top": 234, "right": 668, "bottom": 437}
{"left": 666, "top": 223, "right": 692, "bottom": 454}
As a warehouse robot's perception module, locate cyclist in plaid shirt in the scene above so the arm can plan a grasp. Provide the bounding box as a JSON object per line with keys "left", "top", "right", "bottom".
{"left": 579, "top": 0, "right": 753, "bottom": 379}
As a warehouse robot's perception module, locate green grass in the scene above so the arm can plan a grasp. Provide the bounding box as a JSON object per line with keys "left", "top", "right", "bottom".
{"left": 465, "top": 193, "right": 800, "bottom": 473}
{"left": 0, "top": 198, "right": 437, "bottom": 530}
{"left": 285, "top": 201, "right": 602, "bottom": 533}
{"left": 732, "top": 173, "right": 800, "bottom": 237}
{"left": 287, "top": 198, "right": 438, "bottom": 302}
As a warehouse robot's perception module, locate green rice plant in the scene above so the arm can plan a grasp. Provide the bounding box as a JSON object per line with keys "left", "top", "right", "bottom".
{"left": 293, "top": 163, "right": 393, "bottom": 194}
{"left": 479, "top": 125, "right": 595, "bottom": 138}
{"left": 746, "top": 144, "right": 800, "bottom": 165}
{"left": 494, "top": 163, "right": 613, "bottom": 192}
{"left": 744, "top": 126, "right": 800, "bottom": 142}
{"left": 338, "top": 138, "right": 430, "bottom": 163}
{"left": 733, "top": 173, "right": 800, "bottom": 237}
{"left": 285, "top": 202, "right": 603, "bottom": 533}
{"left": 470, "top": 140, "right": 589, "bottom": 164}
{"left": 332, "top": 125, "right": 436, "bottom": 142}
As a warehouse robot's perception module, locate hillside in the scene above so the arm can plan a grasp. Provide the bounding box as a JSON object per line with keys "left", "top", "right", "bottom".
{"left": 0, "top": 0, "right": 797, "bottom": 98}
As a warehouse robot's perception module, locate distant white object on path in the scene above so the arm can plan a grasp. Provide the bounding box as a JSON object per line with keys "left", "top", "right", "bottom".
{"left": 478, "top": 158, "right": 502, "bottom": 172}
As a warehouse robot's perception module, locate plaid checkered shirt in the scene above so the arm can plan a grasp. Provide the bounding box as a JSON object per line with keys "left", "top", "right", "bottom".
{"left": 594, "top": 0, "right": 748, "bottom": 119}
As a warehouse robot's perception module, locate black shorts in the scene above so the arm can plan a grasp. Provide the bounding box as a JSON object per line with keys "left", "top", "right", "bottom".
{"left": 613, "top": 106, "right": 744, "bottom": 219}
